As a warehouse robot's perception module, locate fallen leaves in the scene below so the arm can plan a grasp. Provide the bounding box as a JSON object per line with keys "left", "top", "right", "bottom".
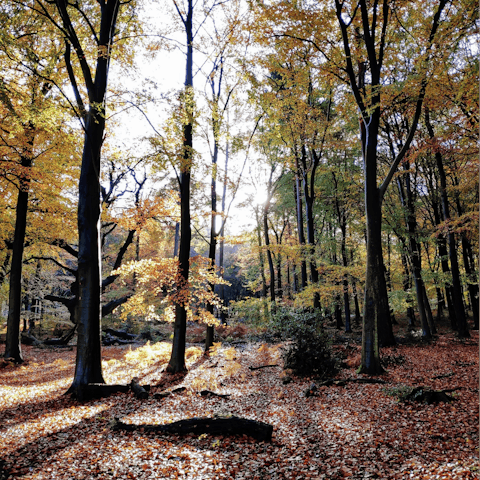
{"left": 0, "top": 329, "right": 478, "bottom": 479}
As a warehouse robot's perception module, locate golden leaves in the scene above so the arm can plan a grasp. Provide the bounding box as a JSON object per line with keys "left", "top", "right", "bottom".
{"left": 113, "top": 254, "right": 229, "bottom": 324}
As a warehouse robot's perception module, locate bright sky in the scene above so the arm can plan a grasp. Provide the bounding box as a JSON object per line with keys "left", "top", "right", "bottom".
{"left": 106, "top": 1, "right": 262, "bottom": 237}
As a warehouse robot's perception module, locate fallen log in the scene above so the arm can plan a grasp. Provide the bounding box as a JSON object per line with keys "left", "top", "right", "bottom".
{"left": 153, "top": 386, "right": 186, "bottom": 400}
{"left": 21, "top": 333, "right": 42, "bottom": 346}
{"left": 102, "top": 334, "right": 137, "bottom": 346}
{"left": 111, "top": 415, "right": 273, "bottom": 441}
{"left": 402, "top": 387, "right": 455, "bottom": 404}
{"left": 44, "top": 325, "right": 76, "bottom": 346}
{"left": 104, "top": 328, "right": 137, "bottom": 340}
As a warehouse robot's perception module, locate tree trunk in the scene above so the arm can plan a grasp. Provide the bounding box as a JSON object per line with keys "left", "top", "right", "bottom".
{"left": 425, "top": 109, "right": 469, "bottom": 337}
{"left": 205, "top": 112, "right": 219, "bottom": 352}
{"left": 263, "top": 205, "right": 275, "bottom": 305}
{"left": 70, "top": 108, "right": 106, "bottom": 389}
{"left": 396, "top": 170, "right": 431, "bottom": 339}
{"left": 168, "top": 0, "right": 194, "bottom": 372}
{"left": 335, "top": 0, "right": 447, "bottom": 373}
{"left": 303, "top": 168, "right": 320, "bottom": 310}
{"left": 293, "top": 160, "right": 307, "bottom": 289}
{"left": 460, "top": 234, "right": 479, "bottom": 329}
{"left": 64, "top": 0, "right": 121, "bottom": 392}
{"left": 360, "top": 198, "right": 389, "bottom": 373}
{"left": 4, "top": 153, "right": 32, "bottom": 363}
{"left": 431, "top": 195, "right": 457, "bottom": 328}
{"left": 218, "top": 136, "right": 229, "bottom": 324}
{"left": 400, "top": 252, "right": 416, "bottom": 328}
{"left": 335, "top": 175, "right": 351, "bottom": 333}
{"left": 453, "top": 186, "right": 479, "bottom": 329}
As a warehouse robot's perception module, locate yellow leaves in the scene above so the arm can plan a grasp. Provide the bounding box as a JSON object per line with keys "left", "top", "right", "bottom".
{"left": 185, "top": 347, "right": 203, "bottom": 361}
{"left": 224, "top": 347, "right": 237, "bottom": 361}
{"left": 191, "top": 374, "right": 218, "bottom": 393}
{"left": 114, "top": 254, "right": 228, "bottom": 325}
{"left": 208, "top": 342, "right": 222, "bottom": 356}
{"left": 124, "top": 341, "right": 171, "bottom": 368}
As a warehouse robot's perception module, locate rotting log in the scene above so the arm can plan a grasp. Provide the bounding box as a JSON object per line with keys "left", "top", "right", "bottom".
{"left": 403, "top": 387, "right": 456, "bottom": 404}
{"left": 153, "top": 386, "right": 186, "bottom": 400}
{"left": 111, "top": 415, "right": 273, "bottom": 441}
{"left": 104, "top": 328, "right": 137, "bottom": 340}
{"left": 44, "top": 325, "right": 77, "bottom": 346}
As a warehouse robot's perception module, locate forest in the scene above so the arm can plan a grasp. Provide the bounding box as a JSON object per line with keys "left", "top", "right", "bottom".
{"left": 0, "top": 0, "right": 478, "bottom": 479}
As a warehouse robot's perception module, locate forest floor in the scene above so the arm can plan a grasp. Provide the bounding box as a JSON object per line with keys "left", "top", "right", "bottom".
{"left": 0, "top": 323, "right": 478, "bottom": 479}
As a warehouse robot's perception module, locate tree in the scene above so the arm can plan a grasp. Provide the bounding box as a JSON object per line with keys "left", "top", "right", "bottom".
{"left": 167, "top": 0, "right": 195, "bottom": 373}
{"left": 0, "top": 3, "right": 69, "bottom": 361}
{"left": 333, "top": 0, "right": 449, "bottom": 372}
{"left": 29, "top": 0, "right": 135, "bottom": 392}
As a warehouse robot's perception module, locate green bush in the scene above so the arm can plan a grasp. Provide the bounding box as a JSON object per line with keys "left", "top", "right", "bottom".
{"left": 271, "top": 308, "right": 339, "bottom": 378}
{"left": 229, "top": 297, "right": 269, "bottom": 328}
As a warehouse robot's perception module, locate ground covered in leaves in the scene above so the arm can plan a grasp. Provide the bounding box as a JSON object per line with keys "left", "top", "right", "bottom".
{"left": 0, "top": 328, "right": 478, "bottom": 479}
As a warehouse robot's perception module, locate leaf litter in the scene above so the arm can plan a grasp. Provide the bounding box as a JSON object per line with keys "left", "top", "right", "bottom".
{"left": 0, "top": 330, "right": 478, "bottom": 479}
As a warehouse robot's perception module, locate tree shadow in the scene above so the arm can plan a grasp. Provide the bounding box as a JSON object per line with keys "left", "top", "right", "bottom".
{"left": 0, "top": 399, "right": 122, "bottom": 478}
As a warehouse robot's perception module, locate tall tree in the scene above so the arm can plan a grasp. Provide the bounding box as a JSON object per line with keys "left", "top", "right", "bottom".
{"left": 30, "top": 0, "right": 133, "bottom": 392}
{"left": 334, "top": 0, "right": 448, "bottom": 373}
{"left": 167, "top": 0, "right": 194, "bottom": 373}
{"left": 0, "top": 3, "right": 66, "bottom": 362}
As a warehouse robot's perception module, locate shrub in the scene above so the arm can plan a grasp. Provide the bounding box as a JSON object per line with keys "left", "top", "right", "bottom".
{"left": 271, "top": 308, "right": 339, "bottom": 378}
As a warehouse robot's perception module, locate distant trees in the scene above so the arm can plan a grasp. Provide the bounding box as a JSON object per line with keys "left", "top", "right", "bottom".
{"left": 243, "top": 0, "right": 477, "bottom": 373}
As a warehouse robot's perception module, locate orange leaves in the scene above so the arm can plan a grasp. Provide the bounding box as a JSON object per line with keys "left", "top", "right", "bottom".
{"left": 114, "top": 254, "right": 228, "bottom": 325}
{"left": 114, "top": 194, "right": 180, "bottom": 232}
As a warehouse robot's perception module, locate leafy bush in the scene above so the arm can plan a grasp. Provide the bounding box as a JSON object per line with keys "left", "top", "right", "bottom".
{"left": 271, "top": 308, "right": 339, "bottom": 378}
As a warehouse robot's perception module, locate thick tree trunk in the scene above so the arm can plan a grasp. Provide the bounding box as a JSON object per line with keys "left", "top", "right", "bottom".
{"left": 335, "top": 0, "right": 447, "bottom": 374}
{"left": 360, "top": 197, "right": 389, "bottom": 374}
{"left": 64, "top": 0, "right": 121, "bottom": 393}
{"left": 70, "top": 109, "right": 106, "bottom": 390}
{"left": 168, "top": 167, "right": 191, "bottom": 373}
